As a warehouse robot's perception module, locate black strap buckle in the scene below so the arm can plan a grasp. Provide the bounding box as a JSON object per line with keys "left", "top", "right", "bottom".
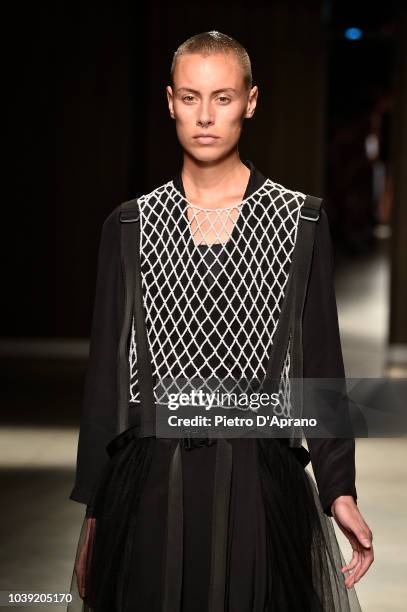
{"left": 300, "top": 206, "right": 320, "bottom": 222}
{"left": 120, "top": 208, "right": 140, "bottom": 223}
{"left": 181, "top": 433, "right": 214, "bottom": 451}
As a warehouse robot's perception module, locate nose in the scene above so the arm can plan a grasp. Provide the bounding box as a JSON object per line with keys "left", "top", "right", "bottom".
{"left": 197, "top": 99, "right": 214, "bottom": 128}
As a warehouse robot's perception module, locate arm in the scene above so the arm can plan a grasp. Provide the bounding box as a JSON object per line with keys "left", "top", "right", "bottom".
{"left": 302, "top": 207, "right": 357, "bottom": 516}
{"left": 69, "top": 206, "right": 123, "bottom": 511}
{"left": 302, "top": 206, "right": 374, "bottom": 588}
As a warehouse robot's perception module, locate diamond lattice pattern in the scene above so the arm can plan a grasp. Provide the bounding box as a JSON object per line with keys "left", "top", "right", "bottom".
{"left": 129, "top": 178, "right": 306, "bottom": 417}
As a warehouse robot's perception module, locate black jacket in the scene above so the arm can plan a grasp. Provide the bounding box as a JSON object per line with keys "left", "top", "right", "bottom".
{"left": 69, "top": 166, "right": 357, "bottom": 518}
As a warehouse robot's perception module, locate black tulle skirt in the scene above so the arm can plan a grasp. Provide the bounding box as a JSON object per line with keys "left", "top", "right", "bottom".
{"left": 67, "top": 424, "right": 362, "bottom": 611}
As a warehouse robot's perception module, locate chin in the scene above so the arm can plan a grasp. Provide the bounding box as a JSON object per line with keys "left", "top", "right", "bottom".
{"left": 183, "top": 143, "right": 236, "bottom": 165}
{"left": 182, "top": 147, "right": 221, "bottom": 164}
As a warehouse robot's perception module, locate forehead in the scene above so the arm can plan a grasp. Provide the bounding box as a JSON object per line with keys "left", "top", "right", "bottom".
{"left": 173, "top": 52, "right": 244, "bottom": 90}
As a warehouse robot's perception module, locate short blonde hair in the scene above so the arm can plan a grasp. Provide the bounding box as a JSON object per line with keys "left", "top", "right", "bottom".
{"left": 170, "top": 30, "right": 253, "bottom": 91}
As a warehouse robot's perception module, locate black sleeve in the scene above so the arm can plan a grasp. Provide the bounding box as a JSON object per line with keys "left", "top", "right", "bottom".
{"left": 302, "top": 206, "right": 358, "bottom": 517}
{"left": 85, "top": 504, "right": 95, "bottom": 518}
{"left": 69, "top": 206, "right": 124, "bottom": 508}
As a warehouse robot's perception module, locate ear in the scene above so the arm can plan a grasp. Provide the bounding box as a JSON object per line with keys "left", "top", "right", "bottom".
{"left": 166, "top": 85, "right": 175, "bottom": 119}
{"left": 244, "top": 85, "right": 259, "bottom": 119}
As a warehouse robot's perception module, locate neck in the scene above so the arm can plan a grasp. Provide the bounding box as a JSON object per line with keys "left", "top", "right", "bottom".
{"left": 181, "top": 150, "right": 250, "bottom": 208}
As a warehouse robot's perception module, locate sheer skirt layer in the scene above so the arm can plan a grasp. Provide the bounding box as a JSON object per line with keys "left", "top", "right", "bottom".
{"left": 67, "top": 435, "right": 361, "bottom": 612}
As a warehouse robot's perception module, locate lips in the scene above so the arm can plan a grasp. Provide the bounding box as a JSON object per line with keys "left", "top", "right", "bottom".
{"left": 194, "top": 135, "right": 219, "bottom": 144}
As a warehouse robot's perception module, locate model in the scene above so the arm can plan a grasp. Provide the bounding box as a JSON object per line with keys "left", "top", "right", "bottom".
{"left": 67, "top": 31, "right": 373, "bottom": 611}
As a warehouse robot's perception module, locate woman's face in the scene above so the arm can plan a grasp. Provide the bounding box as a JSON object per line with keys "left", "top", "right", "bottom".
{"left": 166, "top": 52, "right": 258, "bottom": 163}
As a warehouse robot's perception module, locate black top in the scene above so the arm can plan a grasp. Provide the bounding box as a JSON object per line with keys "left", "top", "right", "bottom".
{"left": 73, "top": 159, "right": 357, "bottom": 519}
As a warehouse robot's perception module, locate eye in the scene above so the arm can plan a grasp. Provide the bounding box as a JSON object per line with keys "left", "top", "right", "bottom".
{"left": 218, "top": 96, "right": 231, "bottom": 104}
{"left": 182, "top": 95, "right": 195, "bottom": 103}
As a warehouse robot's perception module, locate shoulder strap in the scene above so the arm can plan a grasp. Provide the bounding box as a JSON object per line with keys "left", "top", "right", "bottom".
{"left": 117, "top": 199, "right": 140, "bottom": 434}
{"left": 265, "top": 194, "right": 323, "bottom": 444}
{"left": 117, "top": 199, "right": 155, "bottom": 436}
{"left": 289, "top": 194, "right": 323, "bottom": 445}
{"left": 291, "top": 193, "right": 323, "bottom": 385}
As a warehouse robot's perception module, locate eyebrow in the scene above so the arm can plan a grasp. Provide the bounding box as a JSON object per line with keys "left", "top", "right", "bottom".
{"left": 176, "top": 87, "right": 237, "bottom": 95}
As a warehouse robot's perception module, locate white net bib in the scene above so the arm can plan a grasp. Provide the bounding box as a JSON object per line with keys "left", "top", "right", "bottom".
{"left": 129, "top": 178, "right": 306, "bottom": 417}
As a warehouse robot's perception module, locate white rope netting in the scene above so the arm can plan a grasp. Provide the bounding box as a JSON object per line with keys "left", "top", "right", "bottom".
{"left": 129, "top": 178, "right": 306, "bottom": 417}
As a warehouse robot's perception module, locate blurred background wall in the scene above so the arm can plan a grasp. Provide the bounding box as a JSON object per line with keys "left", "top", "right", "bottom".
{"left": 1, "top": 0, "right": 406, "bottom": 610}
{"left": 3, "top": 0, "right": 407, "bottom": 360}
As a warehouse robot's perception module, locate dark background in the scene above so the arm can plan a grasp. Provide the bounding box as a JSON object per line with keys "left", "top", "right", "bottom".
{"left": 3, "top": 0, "right": 406, "bottom": 348}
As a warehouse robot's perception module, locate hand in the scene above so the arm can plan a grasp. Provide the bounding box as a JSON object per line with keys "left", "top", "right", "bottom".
{"left": 331, "top": 495, "right": 374, "bottom": 589}
{"left": 74, "top": 518, "right": 95, "bottom": 599}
